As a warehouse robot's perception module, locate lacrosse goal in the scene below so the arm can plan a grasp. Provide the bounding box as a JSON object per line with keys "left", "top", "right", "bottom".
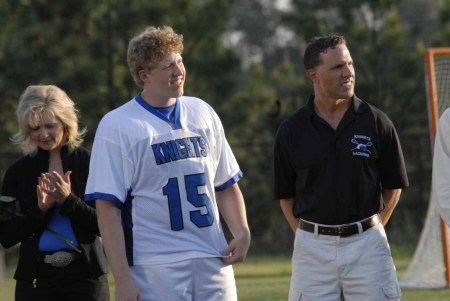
{"left": 399, "top": 48, "right": 450, "bottom": 288}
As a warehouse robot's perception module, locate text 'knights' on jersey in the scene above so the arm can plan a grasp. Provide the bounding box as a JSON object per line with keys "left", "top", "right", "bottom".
{"left": 152, "top": 136, "right": 208, "bottom": 165}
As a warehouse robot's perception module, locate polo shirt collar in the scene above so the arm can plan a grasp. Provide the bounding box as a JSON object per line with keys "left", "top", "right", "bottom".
{"left": 306, "top": 94, "right": 367, "bottom": 118}
{"left": 352, "top": 95, "right": 367, "bottom": 114}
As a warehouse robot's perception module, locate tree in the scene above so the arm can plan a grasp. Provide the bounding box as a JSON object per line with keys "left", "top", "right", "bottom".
{"left": 0, "top": 0, "right": 241, "bottom": 167}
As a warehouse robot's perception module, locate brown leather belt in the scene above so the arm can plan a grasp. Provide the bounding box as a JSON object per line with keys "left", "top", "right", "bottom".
{"left": 298, "top": 214, "right": 381, "bottom": 237}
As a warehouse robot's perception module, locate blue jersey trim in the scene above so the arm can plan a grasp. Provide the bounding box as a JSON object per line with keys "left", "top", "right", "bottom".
{"left": 215, "top": 170, "right": 243, "bottom": 192}
{"left": 85, "top": 191, "right": 134, "bottom": 265}
{"left": 85, "top": 192, "right": 123, "bottom": 208}
{"left": 135, "top": 93, "right": 182, "bottom": 130}
{"left": 122, "top": 189, "right": 134, "bottom": 266}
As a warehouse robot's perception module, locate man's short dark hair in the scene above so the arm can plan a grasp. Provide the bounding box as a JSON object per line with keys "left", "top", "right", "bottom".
{"left": 303, "top": 34, "right": 347, "bottom": 70}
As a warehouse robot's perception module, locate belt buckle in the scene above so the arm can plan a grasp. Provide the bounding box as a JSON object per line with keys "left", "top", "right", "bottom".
{"left": 338, "top": 225, "right": 352, "bottom": 236}
{"left": 44, "top": 251, "right": 74, "bottom": 268}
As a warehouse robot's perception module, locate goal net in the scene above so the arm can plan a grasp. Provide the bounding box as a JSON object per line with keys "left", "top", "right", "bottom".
{"left": 399, "top": 48, "right": 450, "bottom": 288}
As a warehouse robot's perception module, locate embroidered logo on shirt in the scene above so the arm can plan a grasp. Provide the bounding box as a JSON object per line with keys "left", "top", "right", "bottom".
{"left": 351, "top": 135, "right": 372, "bottom": 157}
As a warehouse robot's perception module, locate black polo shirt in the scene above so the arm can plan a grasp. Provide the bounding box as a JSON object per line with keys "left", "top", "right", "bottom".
{"left": 273, "top": 95, "right": 409, "bottom": 225}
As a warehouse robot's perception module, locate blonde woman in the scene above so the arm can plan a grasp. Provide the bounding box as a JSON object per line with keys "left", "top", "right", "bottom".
{"left": 0, "top": 85, "right": 109, "bottom": 300}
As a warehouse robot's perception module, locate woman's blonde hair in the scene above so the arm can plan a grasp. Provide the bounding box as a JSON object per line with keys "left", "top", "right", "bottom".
{"left": 11, "top": 85, "right": 86, "bottom": 155}
{"left": 127, "top": 25, "right": 184, "bottom": 87}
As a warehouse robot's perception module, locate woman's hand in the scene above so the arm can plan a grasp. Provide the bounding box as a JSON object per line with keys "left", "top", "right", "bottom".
{"left": 37, "top": 176, "right": 56, "bottom": 212}
{"left": 40, "top": 171, "right": 72, "bottom": 205}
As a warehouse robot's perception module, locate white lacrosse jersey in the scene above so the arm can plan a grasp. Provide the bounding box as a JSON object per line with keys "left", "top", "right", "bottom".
{"left": 85, "top": 94, "right": 243, "bottom": 266}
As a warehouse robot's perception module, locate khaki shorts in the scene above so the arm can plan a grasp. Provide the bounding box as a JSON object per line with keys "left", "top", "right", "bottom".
{"left": 289, "top": 222, "right": 401, "bottom": 301}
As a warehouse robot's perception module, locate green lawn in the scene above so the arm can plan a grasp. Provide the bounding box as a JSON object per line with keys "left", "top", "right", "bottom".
{"left": 1, "top": 254, "right": 450, "bottom": 300}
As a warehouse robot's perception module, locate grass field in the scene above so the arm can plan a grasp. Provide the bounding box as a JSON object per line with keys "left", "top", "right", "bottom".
{"left": 1, "top": 251, "right": 450, "bottom": 300}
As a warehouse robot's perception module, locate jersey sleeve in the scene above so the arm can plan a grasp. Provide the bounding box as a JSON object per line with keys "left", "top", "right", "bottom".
{"left": 211, "top": 110, "right": 243, "bottom": 191}
{"left": 85, "top": 116, "right": 134, "bottom": 207}
{"left": 433, "top": 109, "right": 450, "bottom": 225}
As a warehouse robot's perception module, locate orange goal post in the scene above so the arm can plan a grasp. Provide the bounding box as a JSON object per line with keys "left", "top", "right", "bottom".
{"left": 400, "top": 48, "right": 450, "bottom": 288}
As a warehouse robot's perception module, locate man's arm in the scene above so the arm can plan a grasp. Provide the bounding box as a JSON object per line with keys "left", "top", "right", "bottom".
{"left": 379, "top": 189, "right": 402, "bottom": 225}
{"left": 96, "top": 199, "right": 141, "bottom": 301}
{"left": 280, "top": 198, "right": 298, "bottom": 232}
{"left": 216, "top": 183, "right": 251, "bottom": 266}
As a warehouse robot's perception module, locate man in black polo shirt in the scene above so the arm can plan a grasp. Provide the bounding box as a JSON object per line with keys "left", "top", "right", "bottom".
{"left": 273, "top": 34, "right": 408, "bottom": 301}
